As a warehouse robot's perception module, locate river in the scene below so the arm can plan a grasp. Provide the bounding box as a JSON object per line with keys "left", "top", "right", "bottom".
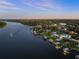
{"left": 0, "top": 21, "right": 78, "bottom": 59}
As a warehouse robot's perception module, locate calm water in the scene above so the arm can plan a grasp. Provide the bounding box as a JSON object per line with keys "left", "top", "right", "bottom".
{"left": 0, "top": 21, "right": 78, "bottom": 59}
{"left": 0, "top": 22, "right": 59, "bottom": 59}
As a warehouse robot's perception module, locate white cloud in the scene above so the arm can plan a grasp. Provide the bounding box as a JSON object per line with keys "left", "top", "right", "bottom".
{"left": 0, "top": 0, "right": 14, "bottom": 6}
{"left": 0, "top": 0, "right": 20, "bottom": 10}
{"left": 24, "top": 0, "right": 62, "bottom": 10}
{"left": 0, "top": 5, "right": 20, "bottom": 10}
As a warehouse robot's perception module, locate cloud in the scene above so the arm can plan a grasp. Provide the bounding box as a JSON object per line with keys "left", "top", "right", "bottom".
{"left": 0, "top": 0, "right": 14, "bottom": 6}
{"left": 0, "top": 0, "right": 20, "bottom": 10}
{"left": 18, "top": 14, "right": 79, "bottom": 19}
{"left": 24, "top": 0, "right": 62, "bottom": 10}
{"left": 0, "top": 5, "right": 20, "bottom": 10}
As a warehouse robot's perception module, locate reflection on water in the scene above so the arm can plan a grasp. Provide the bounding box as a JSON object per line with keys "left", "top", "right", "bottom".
{"left": 0, "top": 22, "right": 59, "bottom": 59}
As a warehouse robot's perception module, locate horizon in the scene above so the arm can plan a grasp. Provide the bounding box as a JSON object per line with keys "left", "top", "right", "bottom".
{"left": 0, "top": 0, "right": 79, "bottom": 19}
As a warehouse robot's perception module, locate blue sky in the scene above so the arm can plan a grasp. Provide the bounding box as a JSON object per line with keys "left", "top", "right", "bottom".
{"left": 0, "top": 0, "right": 79, "bottom": 19}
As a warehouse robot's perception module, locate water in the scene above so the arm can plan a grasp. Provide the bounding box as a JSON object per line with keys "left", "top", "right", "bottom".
{"left": 0, "top": 21, "right": 78, "bottom": 59}
{"left": 0, "top": 22, "right": 59, "bottom": 59}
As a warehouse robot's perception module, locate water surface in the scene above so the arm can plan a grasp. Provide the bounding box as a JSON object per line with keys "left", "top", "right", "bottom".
{"left": 0, "top": 22, "right": 58, "bottom": 59}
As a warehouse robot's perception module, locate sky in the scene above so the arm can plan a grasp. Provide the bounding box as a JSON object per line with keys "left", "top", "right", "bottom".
{"left": 0, "top": 0, "right": 79, "bottom": 19}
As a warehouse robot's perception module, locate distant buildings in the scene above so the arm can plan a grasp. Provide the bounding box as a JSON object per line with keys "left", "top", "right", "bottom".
{"left": 32, "top": 22, "right": 79, "bottom": 54}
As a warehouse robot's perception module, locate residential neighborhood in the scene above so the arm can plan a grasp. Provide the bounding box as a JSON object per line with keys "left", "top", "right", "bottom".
{"left": 32, "top": 22, "right": 79, "bottom": 55}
